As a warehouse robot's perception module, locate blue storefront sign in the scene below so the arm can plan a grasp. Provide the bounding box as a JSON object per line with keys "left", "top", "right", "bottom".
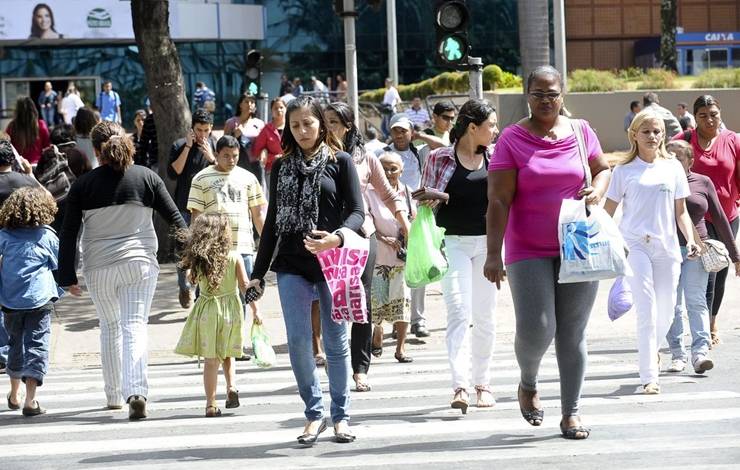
{"left": 676, "top": 32, "right": 740, "bottom": 75}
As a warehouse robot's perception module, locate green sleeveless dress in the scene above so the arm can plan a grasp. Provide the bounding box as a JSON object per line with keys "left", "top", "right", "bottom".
{"left": 175, "top": 252, "right": 244, "bottom": 360}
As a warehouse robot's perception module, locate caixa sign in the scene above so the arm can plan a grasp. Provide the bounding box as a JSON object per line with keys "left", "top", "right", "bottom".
{"left": 677, "top": 32, "right": 739, "bottom": 44}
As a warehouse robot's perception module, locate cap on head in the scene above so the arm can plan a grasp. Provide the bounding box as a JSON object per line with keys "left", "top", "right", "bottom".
{"left": 389, "top": 114, "right": 412, "bottom": 131}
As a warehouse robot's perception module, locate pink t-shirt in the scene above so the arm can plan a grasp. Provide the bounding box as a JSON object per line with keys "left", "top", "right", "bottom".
{"left": 672, "top": 129, "right": 739, "bottom": 223}
{"left": 488, "top": 121, "right": 603, "bottom": 265}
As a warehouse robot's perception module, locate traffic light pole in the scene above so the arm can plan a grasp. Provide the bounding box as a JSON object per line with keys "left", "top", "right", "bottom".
{"left": 468, "top": 56, "right": 483, "bottom": 100}
{"left": 342, "top": 0, "right": 360, "bottom": 127}
{"left": 386, "top": 0, "right": 399, "bottom": 85}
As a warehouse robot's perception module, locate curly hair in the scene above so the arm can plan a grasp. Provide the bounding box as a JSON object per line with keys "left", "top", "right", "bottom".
{"left": 101, "top": 135, "right": 134, "bottom": 172}
{"left": 177, "top": 213, "right": 232, "bottom": 292}
{"left": 0, "top": 187, "right": 57, "bottom": 229}
{"left": 91, "top": 121, "right": 125, "bottom": 153}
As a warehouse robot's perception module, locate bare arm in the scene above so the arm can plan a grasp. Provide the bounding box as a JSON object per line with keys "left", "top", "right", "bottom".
{"left": 604, "top": 198, "right": 619, "bottom": 217}
{"left": 579, "top": 155, "right": 611, "bottom": 205}
{"left": 235, "top": 256, "right": 249, "bottom": 293}
{"left": 413, "top": 131, "right": 447, "bottom": 150}
{"left": 675, "top": 198, "right": 699, "bottom": 257}
{"left": 250, "top": 204, "right": 265, "bottom": 236}
{"left": 484, "top": 169, "right": 516, "bottom": 289}
{"left": 189, "top": 208, "right": 200, "bottom": 225}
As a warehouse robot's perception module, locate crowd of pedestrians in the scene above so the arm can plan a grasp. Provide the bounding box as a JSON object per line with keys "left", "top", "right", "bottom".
{"left": 0, "top": 68, "right": 738, "bottom": 449}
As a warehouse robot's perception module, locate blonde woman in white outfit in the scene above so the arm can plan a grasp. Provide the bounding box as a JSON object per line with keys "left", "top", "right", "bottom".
{"left": 604, "top": 110, "right": 700, "bottom": 395}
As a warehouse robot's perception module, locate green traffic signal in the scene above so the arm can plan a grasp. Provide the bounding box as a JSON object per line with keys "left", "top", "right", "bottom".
{"left": 248, "top": 82, "right": 259, "bottom": 95}
{"left": 443, "top": 36, "right": 463, "bottom": 61}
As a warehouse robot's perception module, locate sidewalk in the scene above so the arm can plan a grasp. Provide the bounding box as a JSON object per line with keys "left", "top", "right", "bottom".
{"left": 50, "top": 263, "right": 740, "bottom": 368}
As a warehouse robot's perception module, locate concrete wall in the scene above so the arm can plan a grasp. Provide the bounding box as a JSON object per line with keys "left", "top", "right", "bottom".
{"left": 488, "top": 89, "right": 740, "bottom": 153}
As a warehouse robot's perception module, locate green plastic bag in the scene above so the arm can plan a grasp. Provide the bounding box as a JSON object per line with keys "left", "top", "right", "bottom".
{"left": 404, "top": 205, "right": 448, "bottom": 288}
{"left": 250, "top": 323, "right": 277, "bottom": 369}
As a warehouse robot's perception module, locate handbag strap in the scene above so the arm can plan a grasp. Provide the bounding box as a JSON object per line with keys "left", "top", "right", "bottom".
{"left": 571, "top": 119, "right": 592, "bottom": 189}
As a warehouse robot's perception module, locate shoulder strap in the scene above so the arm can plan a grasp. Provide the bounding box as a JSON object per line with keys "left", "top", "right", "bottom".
{"left": 402, "top": 183, "right": 412, "bottom": 215}
{"left": 571, "top": 119, "right": 591, "bottom": 188}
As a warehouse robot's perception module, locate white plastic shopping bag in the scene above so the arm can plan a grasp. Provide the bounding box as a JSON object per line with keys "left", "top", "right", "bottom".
{"left": 558, "top": 199, "right": 631, "bottom": 283}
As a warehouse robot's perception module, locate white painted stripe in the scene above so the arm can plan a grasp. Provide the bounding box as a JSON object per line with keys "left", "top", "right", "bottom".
{"left": 13, "top": 374, "right": 701, "bottom": 414}
{"left": 1, "top": 390, "right": 735, "bottom": 439}
{"left": 4, "top": 408, "right": 740, "bottom": 458}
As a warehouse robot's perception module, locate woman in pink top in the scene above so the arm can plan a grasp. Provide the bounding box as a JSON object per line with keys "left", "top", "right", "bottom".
{"left": 251, "top": 98, "right": 286, "bottom": 199}
{"left": 484, "top": 66, "right": 611, "bottom": 440}
{"left": 324, "top": 101, "right": 410, "bottom": 392}
{"left": 671, "top": 95, "right": 740, "bottom": 344}
{"left": 6, "top": 97, "right": 51, "bottom": 165}
{"left": 224, "top": 94, "right": 265, "bottom": 186}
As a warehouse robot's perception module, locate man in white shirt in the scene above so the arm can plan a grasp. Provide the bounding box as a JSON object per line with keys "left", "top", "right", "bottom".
{"left": 676, "top": 102, "right": 696, "bottom": 129}
{"left": 381, "top": 78, "right": 402, "bottom": 139}
{"left": 643, "top": 92, "right": 681, "bottom": 142}
{"left": 61, "top": 84, "right": 84, "bottom": 125}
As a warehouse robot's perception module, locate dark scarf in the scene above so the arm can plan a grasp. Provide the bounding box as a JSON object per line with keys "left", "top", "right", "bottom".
{"left": 275, "top": 144, "right": 330, "bottom": 235}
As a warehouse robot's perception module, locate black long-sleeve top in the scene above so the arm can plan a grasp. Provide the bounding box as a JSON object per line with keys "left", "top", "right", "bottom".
{"left": 58, "top": 164, "right": 187, "bottom": 286}
{"left": 679, "top": 172, "right": 740, "bottom": 262}
{"left": 167, "top": 136, "right": 217, "bottom": 211}
{"left": 252, "top": 151, "right": 365, "bottom": 283}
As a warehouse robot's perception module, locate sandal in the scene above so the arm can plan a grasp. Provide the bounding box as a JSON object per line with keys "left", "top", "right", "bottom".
{"left": 394, "top": 352, "right": 413, "bottom": 363}
{"left": 643, "top": 382, "right": 660, "bottom": 394}
{"left": 371, "top": 345, "right": 383, "bottom": 358}
{"left": 518, "top": 385, "right": 544, "bottom": 426}
{"left": 475, "top": 385, "right": 495, "bottom": 408}
{"left": 205, "top": 404, "right": 222, "bottom": 417}
{"left": 22, "top": 401, "right": 46, "bottom": 417}
{"left": 334, "top": 423, "right": 356, "bottom": 443}
{"left": 225, "top": 388, "right": 240, "bottom": 409}
{"left": 314, "top": 354, "right": 326, "bottom": 367}
{"left": 560, "top": 417, "right": 590, "bottom": 440}
{"left": 7, "top": 392, "right": 21, "bottom": 411}
{"left": 353, "top": 374, "right": 371, "bottom": 392}
{"left": 711, "top": 332, "right": 721, "bottom": 346}
{"left": 450, "top": 387, "right": 469, "bottom": 415}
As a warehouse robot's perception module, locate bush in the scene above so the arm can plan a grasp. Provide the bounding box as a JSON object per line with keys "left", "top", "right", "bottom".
{"left": 499, "top": 71, "right": 523, "bottom": 89}
{"left": 568, "top": 69, "right": 627, "bottom": 92}
{"left": 616, "top": 67, "right": 644, "bottom": 81}
{"left": 693, "top": 68, "right": 740, "bottom": 88}
{"left": 482, "top": 64, "right": 503, "bottom": 90}
{"left": 637, "top": 68, "right": 678, "bottom": 89}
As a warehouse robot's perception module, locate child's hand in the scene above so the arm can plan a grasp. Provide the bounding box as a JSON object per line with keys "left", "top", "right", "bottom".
{"left": 67, "top": 284, "right": 83, "bottom": 296}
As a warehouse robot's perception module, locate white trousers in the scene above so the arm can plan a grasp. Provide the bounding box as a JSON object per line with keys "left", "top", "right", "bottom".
{"left": 440, "top": 235, "right": 497, "bottom": 391}
{"left": 625, "top": 240, "right": 681, "bottom": 385}
{"left": 85, "top": 260, "right": 159, "bottom": 405}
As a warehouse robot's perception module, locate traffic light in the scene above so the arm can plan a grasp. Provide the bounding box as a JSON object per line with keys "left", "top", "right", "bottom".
{"left": 434, "top": 0, "right": 470, "bottom": 67}
{"left": 244, "top": 49, "right": 263, "bottom": 95}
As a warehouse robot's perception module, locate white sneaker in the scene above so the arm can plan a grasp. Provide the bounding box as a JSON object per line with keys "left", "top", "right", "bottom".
{"left": 693, "top": 356, "right": 714, "bottom": 374}
{"left": 667, "top": 359, "right": 686, "bottom": 373}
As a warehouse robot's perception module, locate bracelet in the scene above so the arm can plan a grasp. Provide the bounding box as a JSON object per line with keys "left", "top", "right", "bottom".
{"left": 333, "top": 230, "right": 345, "bottom": 248}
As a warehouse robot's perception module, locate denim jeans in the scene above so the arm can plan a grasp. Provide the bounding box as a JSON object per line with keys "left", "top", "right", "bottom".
{"left": 176, "top": 210, "right": 192, "bottom": 292}
{"left": 667, "top": 247, "right": 711, "bottom": 362}
{"left": 0, "top": 311, "right": 9, "bottom": 364}
{"left": 277, "top": 272, "right": 351, "bottom": 424}
{"left": 3, "top": 303, "right": 53, "bottom": 386}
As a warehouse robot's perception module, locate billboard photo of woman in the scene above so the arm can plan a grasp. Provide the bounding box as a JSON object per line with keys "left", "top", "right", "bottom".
{"left": 29, "top": 3, "right": 63, "bottom": 39}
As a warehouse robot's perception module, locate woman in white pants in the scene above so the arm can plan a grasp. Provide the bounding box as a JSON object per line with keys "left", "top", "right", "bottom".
{"left": 604, "top": 110, "right": 700, "bottom": 395}
{"left": 420, "top": 99, "right": 499, "bottom": 414}
{"left": 58, "top": 122, "right": 186, "bottom": 419}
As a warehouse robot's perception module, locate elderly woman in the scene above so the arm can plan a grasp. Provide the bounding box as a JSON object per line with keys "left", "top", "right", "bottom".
{"left": 671, "top": 95, "right": 740, "bottom": 345}
{"left": 58, "top": 122, "right": 186, "bottom": 420}
{"left": 485, "top": 66, "right": 611, "bottom": 439}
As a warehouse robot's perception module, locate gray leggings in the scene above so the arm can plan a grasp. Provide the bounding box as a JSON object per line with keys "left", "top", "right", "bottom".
{"left": 507, "top": 257, "right": 598, "bottom": 416}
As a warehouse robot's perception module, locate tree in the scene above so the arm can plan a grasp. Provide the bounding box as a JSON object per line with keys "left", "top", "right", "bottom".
{"left": 660, "top": 0, "right": 678, "bottom": 72}
{"left": 131, "top": 0, "right": 191, "bottom": 260}
{"left": 517, "top": 0, "right": 550, "bottom": 90}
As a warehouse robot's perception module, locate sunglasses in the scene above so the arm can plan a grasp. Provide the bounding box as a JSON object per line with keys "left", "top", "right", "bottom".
{"left": 528, "top": 92, "right": 561, "bottom": 101}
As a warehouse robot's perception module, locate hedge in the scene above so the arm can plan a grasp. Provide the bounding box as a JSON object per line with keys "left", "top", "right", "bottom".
{"left": 693, "top": 68, "right": 740, "bottom": 88}
{"left": 567, "top": 69, "right": 627, "bottom": 92}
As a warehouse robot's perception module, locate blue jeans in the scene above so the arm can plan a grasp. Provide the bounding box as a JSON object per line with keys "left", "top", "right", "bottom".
{"left": 666, "top": 248, "right": 711, "bottom": 362}
{"left": 176, "top": 210, "right": 192, "bottom": 292}
{"left": 3, "top": 304, "right": 53, "bottom": 386}
{"left": 0, "top": 311, "right": 9, "bottom": 364}
{"left": 277, "top": 272, "right": 350, "bottom": 424}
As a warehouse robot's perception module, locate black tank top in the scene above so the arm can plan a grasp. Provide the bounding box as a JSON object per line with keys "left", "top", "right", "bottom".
{"left": 435, "top": 152, "right": 488, "bottom": 236}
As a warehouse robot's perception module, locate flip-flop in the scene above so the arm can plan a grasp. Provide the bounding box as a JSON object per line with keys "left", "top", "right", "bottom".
{"left": 22, "top": 401, "right": 46, "bottom": 417}
{"left": 353, "top": 375, "right": 372, "bottom": 392}
{"left": 394, "top": 353, "right": 413, "bottom": 363}
{"left": 205, "top": 405, "right": 222, "bottom": 417}
{"left": 7, "top": 393, "right": 21, "bottom": 411}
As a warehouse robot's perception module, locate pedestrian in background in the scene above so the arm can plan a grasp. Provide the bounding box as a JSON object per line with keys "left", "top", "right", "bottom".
{"left": 423, "top": 98, "right": 499, "bottom": 414}
{"left": 251, "top": 97, "right": 287, "bottom": 199}
{"left": 664, "top": 140, "right": 739, "bottom": 375}
{"left": 95, "top": 81, "right": 121, "bottom": 124}
{"left": 58, "top": 122, "right": 187, "bottom": 419}
{"left": 604, "top": 110, "right": 699, "bottom": 395}
{"left": 676, "top": 102, "right": 696, "bottom": 129}
{"left": 1, "top": 187, "right": 63, "bottom": 416}
{"left": 131, "top": 109, "right": 149, "bottom": 167}
{"left": 672, "top": 95, "right": 740, "bottom": 345}
{"left": 193, "top": 81, "right": 216, "bottom": 113}
{"left": 405, "top": 97, "right": 430, "bottom": 129}
{"left": 642, "top": 92, "right": 680, "bottom": 142}
{"left": 37, "top": 81, "right": 58, "bottom": 126}
{"left": 325, "top": 101, "right": 410, "bottom": 392}
{"left": 168, "top": 109, "right": 218, "bottom": 309}
{"left": 61, "top": 83, "right": 84, "bottom": 125}
{"left": 175, "top": 213, "right": 260, "bottom": 417}
{"left": 249, "top": 96, "right": 364, "bottom": 444}
{"left": 6, "top": 96, "right": 51, "bottom": 166}
{"left": 225, "top": 94, "right": 265, "bottom": 188}
{"left": 486, "top": 65, "right": 611, "bottom": 439}
{"left": 369, "top": 151, "right": 415, "bottom": 364}
{"left": 415, "top": 100, "right": 456, "bottom": 151}
{"left": 73, "top": 106, "right": 100, "bottom": 170}
{"left": 624, "top": 100, "right": 641, "bottom": 132}
{"left": 381, "top": 78, "right": 402, "bottom": 138}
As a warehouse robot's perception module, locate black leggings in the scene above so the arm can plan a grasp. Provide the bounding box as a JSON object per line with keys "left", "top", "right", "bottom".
{"left": 706, "top": 217, "right": 739, "bottom": 317}
{"left": 351, "top": 234, "right": 377, "bottom": 375}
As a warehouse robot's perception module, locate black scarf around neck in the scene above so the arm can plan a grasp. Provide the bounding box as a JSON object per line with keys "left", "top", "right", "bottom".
{"left": 275, "top": 144, "right": 330, "bottom": 235}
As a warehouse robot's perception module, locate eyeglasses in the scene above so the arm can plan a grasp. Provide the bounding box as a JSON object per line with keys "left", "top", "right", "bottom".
{"left": 439, "top": 114, "right": 455, "bottom": 121}
{"left": 528, "top": 92, "right": 561, "bottom": 101}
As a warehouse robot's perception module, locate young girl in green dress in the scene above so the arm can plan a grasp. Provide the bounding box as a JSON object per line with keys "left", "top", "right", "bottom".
{"left": 175, "top": 213, "right": 261, "bottom": 417}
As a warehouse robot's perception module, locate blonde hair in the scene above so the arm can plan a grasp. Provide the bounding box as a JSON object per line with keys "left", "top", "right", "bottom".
{"left": 177, "top": 213, "right": 232, "bottom": 292}
{"left": 622, "top": 110, "right": 673, "bottom": 165}
{"left": 666, "top": 140, "right": 693, "bottom": 162}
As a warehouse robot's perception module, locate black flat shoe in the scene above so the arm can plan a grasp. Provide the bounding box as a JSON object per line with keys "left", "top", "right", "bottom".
{"left": 560, "top": 418, "right": 590, "bottom": 440}
{"left": 334, "top": 427, "right": 356, "bottom": 443}
{"left": 297, "top": 420, "right": 327, "bottom": 446}
{"left": 22, "top": 401, "right": 46, "bottom": 417}
{"left": 225, "top": 388, "right": 240, "bottom": 409}
{"left": 394, "top": 352, "right": 413, "bottom": 363}
{"left": 7, "top": 393, "right": 21, "bottom": 411}
{"left": 127, "top": 395, "right": 147, "bottom": 420}
{"left": 518, "top": 385, "right": 543, "bottom": 426}
{"left": 371, "top": 346, "right": 383, "bottom": 358}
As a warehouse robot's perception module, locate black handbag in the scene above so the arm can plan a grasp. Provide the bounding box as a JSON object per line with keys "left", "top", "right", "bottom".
{"left": 35, "top": 145, "right": 76, "bottom": 202}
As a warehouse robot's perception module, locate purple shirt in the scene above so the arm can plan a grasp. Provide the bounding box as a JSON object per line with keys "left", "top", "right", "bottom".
{"left": 489, "top": 121, "right": 603, "bottom": 265}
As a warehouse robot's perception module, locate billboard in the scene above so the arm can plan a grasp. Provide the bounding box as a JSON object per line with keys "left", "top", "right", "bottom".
{"left": 0, "top": 1, "right": 265, "bottom": 43}
{"left": 0, "top": 1, "right": 133, "bottom": 41}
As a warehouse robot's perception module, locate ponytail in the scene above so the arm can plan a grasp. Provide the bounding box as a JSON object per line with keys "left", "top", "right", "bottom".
{"left": 101, "top": 135, "right": 134, "bottom": 172}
